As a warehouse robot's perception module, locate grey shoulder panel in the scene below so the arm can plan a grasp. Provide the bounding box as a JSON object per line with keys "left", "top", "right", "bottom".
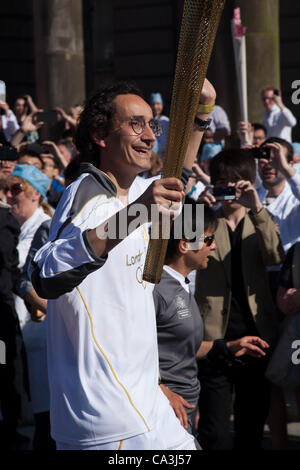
{"left": 70, "top": 169, "right": 117, "bottom": 220}
{"left": 55, "top": 168, "right": 117, "bottom": 241}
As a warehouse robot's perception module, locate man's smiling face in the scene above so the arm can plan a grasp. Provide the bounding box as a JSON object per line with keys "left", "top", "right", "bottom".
{"left": 100, "top": 94, "right": 156, "bottom": 174}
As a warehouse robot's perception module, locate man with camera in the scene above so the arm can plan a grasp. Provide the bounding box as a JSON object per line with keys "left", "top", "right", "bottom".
{"left": 261, "top": 87, "right": 296, "bottom": 143}
{"left": 196, "top": 149, "right": 284, "bottom": 449}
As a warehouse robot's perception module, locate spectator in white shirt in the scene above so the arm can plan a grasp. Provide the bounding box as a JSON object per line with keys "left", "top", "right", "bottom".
{"left": 261, "top": 87, "right": 296, "bottom": 143}
{"left": 0, "top": 101, "right": 19, "bottom": 144}
{"left": 257, "top": 136, "right": 300, "bottom": 253}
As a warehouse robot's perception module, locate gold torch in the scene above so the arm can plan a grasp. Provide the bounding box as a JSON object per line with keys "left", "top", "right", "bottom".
{"left": 142, "top": 0, "right": 226, "bottom": 284}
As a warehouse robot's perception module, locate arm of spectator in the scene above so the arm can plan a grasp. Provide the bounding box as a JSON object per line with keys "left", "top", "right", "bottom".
{"left": 17, "top": 141, "right": 30, "bottom": 153}
{"left": 291, "top": 289, "right": 300, "bottom": 309}
{"left": 0, "top": 101, "right": 11, "bottom": 117}
{"left": 56, "top": 107, "right": 77, "bottom": 128}
{"left": 159, "top": 384, "right": 194, "bottom": 429}
{"left": 0, "top": 104, "right": 20, "bottom": 141}
{"left": 276, "top": 285, "right": 300, "bottom": 316}
{"left": 237, "top": 121, "right": 254, "bottom": 147}
{"left": 273, "top": 92, "right": 297, "bottom": 127}
{"left": 198, "top": 185, "right": 217, "bottom": 208}
{"left": 278, "top": 107, "right": 297, "bottom": 127}
{"left": 24, "top": 94, "right": 38, "bottom": 114}
{"left": 265, "top": 142, "right": 295, "bottom": 179}
{"left": 11, "top": 110, "right": 44, "bottom": 147}
{"left": 196, "top": 337, "right": 269, "bottom": 360}
{"left": 234, "top": 179, "right": 284, "bottom": 265}
{"left": 183, "top": 78, "right": 216, "bottom": 170}
{"left": 15, "top": 220, "right": 51, "bottom": 298}
{"left": 192, "top": 162, "right": 211, "bottom": 185}
{"left": 42, "top": 140, "right": 69, "bottom": 169}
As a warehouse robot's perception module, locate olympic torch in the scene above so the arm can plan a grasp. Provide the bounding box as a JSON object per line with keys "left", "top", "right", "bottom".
{"left": 142, "top": 0, "right": 225, "bottom": 284}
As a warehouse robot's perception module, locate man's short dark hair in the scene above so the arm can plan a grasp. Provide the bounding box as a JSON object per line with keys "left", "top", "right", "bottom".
{"left": 75, "top": 82, "right": 144, "bottom": 166}
{"left": 252, "top": 123, "right": 267, "bottom": 135}
{"left": 165, "top": 197, "right": 218, "bottom": 262}
{"left": 210, "top": 149, "right": 256, "bottom": 185}
{"left": 18, "top": 150, "right": 45, "bottom": 169}
{"left": 261, "top": 137, "right": 293, "bottom": 163}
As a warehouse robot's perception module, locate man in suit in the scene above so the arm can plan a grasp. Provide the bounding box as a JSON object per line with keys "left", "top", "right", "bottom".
{"left": 195, "top": 148, "right": 284, "bottom": 449}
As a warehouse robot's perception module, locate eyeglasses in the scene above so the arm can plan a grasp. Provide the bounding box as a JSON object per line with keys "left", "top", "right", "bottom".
{"left": 5, "top": 182, "right": 24, "bottom": 197}
{"left": 199, "top": 234, "right": 215, "bottom": 247}
{"left": 189, "top": 234, "right": 215, "bottom": 247}
{"left": 124, "top": 116, "right": 162, "bottom": 137}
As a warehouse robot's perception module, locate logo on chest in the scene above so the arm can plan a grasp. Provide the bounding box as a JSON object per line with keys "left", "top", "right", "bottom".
{"left": 174, "top": 295, "right": 192, "bottom": 320}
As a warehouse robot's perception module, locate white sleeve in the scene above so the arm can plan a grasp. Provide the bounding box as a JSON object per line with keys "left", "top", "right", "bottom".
{"left": 31, "top": 177, "right": 112, "bottom": 299}
{"left": 278, "top": 107, "right": 297, "bottom": 128}
{"left": 287, "top": 172, "right": 300, "bottom": 201}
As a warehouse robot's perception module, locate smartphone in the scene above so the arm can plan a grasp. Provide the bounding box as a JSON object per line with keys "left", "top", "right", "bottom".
{"left": 273, "top": 89, "right": 280, "bottom": 96}
{"left": 36, "top": 110, "right": 59, "bottom": 124}
{"left": 212, "top": 186, "right": 236, "bottom": 201}
{"left": 0, "top": 80, "right": 6, "bottom": 102}
{"left": 249, "top": 147, "right": 271, "bottom": 160}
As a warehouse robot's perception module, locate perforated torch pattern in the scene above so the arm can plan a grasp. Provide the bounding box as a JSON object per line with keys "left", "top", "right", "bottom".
{"left": 143, "top": 0, "right": 225, "bottom": 284}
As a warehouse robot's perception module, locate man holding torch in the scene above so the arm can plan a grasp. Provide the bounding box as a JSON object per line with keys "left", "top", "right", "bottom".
{"left": 31, "top": 78, "right": 215, "bottom": 450}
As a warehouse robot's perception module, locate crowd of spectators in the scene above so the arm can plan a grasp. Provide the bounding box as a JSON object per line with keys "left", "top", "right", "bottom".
{"left": 0, "top": 83, "right": 299, "bottom": 450}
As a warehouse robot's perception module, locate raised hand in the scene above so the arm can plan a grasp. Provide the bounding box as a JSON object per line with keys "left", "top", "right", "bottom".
{"left": 235, "top": 180, "right": 263, "bottom": 214}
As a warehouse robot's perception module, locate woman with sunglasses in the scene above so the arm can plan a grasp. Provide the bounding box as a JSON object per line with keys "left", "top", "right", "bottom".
{"left": 153, "top": 198, "right": 269, "bottom": 447}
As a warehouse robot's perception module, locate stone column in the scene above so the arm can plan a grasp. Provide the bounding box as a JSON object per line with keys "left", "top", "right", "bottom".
{"left": 238, "top": 0, "right": 280, "bottom": 123}
{"left": 33, "top": 0, "right": 86, "bottom": 112}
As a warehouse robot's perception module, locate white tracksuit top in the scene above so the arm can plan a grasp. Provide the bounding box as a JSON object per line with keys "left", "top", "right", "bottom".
{"left": 32, "top": 164, "right": 168, "bottom": 445}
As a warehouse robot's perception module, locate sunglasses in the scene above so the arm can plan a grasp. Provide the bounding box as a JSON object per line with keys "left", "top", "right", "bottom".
{"left": 199, "top": 234, "right": 215, "bottom": 247}
{"left": 5, "top": 182, "right": 24, "bottom": 197}
{"left": 189, "top": 234, "right": 215, "bottom": 247}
